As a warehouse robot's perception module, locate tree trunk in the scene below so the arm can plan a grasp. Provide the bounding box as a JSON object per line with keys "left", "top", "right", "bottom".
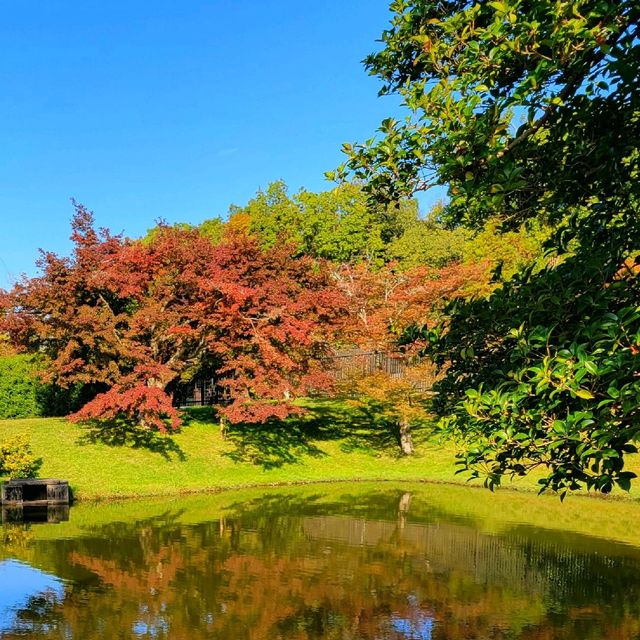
{"left": 399, "top": 417, "right": 414, "bottom": 455}
{"left": 219, "top": 415, "right": 229, "bottom": 440}
{"left": 139, "top": 376, "right": 174, "bottom": 430}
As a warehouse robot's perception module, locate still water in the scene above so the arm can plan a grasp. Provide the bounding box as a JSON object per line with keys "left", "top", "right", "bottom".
{"left": 1, "top": 482, "right": 640, "bottom": 639}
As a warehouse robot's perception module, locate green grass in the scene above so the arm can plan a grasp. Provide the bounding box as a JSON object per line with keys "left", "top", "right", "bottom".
{"left": 0, "top": 399, "right": 638, "bottom": 501}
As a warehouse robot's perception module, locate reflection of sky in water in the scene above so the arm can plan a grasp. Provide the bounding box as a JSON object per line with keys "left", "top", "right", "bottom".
{"left": 0, "top": 559, "right": 64, "bottom": 633}
{"left": 133, "top": 619, "right": 170, "bottom": 637}
{"left": 392, "top": 614, "right": 434, "bottom": 640}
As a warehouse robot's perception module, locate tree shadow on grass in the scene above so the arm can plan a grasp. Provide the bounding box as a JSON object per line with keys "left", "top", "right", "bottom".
{"left": 180, "top": 406, "right": 219, "bottom": 426}
{"left": 77, "top": 419, "right": 186, "bottom": 462}
{"left": 223, "top": 399, "right": 434, "bottom": 468}
{"left": 294, "top": 403, "right": 392, "bottom": 453}
{"left": 224, "top": 419, "right": 327, "bottom": 470}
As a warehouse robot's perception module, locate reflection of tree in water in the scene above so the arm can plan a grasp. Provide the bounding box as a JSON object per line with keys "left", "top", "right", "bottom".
{"left": 7, "top": 591, "right": 64, "bottom": 638}
{"left": 3, "top": 492, "right": 640, "bottom": 639}
{"left": 1, "top": 522, "right": 34, "bottom": 554}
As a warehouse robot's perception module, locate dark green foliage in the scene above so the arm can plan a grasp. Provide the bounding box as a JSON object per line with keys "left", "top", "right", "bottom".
{"left": 339, "top": 0, "right": 640, "bottom": 493}
{"left": 36, "top": 382, "right": 95, "bottom": 418}
{"left": 0, "top": 433, "right": 42, "bottom": 478}
{"left": 0, "top": 355, "right": 42, "bottom": 419}
{"left": 428, "top": 216, "right": 640, "bottom": 495}
{"left": 0, "top": 355, "right": 89, "bottom": 419}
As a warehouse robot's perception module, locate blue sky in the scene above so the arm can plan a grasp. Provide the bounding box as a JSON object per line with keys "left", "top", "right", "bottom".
{"left": 0, "top": 1, "right": 442, "bottom": 288}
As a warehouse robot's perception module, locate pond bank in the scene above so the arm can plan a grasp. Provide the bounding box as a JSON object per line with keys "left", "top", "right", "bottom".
{"left": 1, "top": 404, "right": 639, "bottom": 502}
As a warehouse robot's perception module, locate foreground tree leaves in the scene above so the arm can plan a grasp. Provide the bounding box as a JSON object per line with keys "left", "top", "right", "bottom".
{"left": 334, "top": 0, "right": 639, "bottom": 229}
{"left": 1, "top": 205, "right": 346, "bottom": 431}
{"left": 429, "top": 223, "right": 640, "bottom": 495}
{"left": 337, "top": 0, "right": 640, "bottom": 493}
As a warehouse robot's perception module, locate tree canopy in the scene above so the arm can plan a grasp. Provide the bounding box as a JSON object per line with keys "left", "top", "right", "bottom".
{"left": 215, "top": 181, "right": 420, "bottom": 266}
{"left": 1, "top": 205, "right": 345, "bottom": 430}
{"left": 337, "top": 0, "right": 640, "bottom": 494}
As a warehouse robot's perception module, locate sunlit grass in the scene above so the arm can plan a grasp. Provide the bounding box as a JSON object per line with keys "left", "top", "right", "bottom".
{"left": 0, "top": 399, "right": 638, "bottom": 502}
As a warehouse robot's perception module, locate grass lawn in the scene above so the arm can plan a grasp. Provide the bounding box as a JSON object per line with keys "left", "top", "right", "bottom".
{"left": 0, "top": 399, "right": 638, "bottom": 501}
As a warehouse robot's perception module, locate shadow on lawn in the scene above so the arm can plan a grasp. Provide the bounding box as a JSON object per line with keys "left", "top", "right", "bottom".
{"left": 77, "top": 419, "right": 186, "bottom": 462}
{"left": 224, "top": 421, "right": 326, "bottom": 470}
{"left": 219, "top": 400, "right": 428, "bottom": 469}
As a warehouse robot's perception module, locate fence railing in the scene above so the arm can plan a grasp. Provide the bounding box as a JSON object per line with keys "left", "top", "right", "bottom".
{"left": 331, "top": 349, "right": 412, "bottom": 380}
{"left": 173, "top": 379, "right": 229, "bottom": 408}
{"left": 173, "top": 350, "right": 432, "bottom": 407}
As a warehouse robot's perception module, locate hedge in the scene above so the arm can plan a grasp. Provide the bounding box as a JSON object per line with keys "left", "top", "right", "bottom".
{"left": 0, "top": 355, "right": 88, "bottom": 419}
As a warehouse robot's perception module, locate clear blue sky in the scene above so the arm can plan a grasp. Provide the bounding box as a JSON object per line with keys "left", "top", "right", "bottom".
{"left": 0, "top": 1, "right": 441, "bottom": 288}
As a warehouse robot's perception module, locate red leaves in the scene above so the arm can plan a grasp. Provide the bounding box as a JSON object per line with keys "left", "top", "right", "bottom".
{"left": 70, "top": 384, "right": 181, "bottom": 433}
{"left": 2, "top": 205, "right": 346, "bottom": 431}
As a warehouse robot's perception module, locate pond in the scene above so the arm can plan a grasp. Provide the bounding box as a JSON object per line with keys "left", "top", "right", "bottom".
{"left": 1, "top": 482, "right": 640, "bottom": 639}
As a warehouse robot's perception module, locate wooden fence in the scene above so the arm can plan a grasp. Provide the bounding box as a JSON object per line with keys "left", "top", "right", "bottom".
{"left": 173, "top": 350, "right": 432, "bottom": 407}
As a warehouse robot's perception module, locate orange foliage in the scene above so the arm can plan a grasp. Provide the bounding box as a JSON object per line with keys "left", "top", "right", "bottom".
{"left": 334, "top": 261, "right": 486, "bottom": 352}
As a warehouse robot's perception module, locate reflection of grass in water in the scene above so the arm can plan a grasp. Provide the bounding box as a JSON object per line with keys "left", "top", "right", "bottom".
{"left": 7, "top": 480, "right": 640, "bottom": 553}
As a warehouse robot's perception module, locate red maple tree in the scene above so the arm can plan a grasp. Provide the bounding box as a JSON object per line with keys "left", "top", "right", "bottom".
{"left": 1, "top": 204, "right": 345, "bottom": 430}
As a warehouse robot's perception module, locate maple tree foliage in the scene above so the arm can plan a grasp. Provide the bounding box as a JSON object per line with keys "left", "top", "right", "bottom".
{"left": 206, "top": 230, "right": 346, "bottom": 423}
{"left": 1, "top": 204, "right": 345, "bottom": 431}
{"left": 333, "top": 261, "right": 484, "bottom": 453}
{"left": 334, "top": 260, "right": 487, "bottom": 352}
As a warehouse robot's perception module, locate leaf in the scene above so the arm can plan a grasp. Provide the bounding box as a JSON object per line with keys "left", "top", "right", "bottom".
{"left": 583, "top": 360, "right": 598, "bottom": 375}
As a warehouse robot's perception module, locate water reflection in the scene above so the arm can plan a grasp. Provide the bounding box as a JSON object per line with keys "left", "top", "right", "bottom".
{"left": 0, "top": 560, "right": 64, "bottom": 636}
{"left": 1, "top": 485, "right": 640, "bottom": 639}
{"left": 2, "top": 505, "right": 69, "bottom": 525}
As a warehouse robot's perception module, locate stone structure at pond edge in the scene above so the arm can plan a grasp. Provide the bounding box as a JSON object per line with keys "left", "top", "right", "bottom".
{"left": 1, "top": 478, "right": 69, "bottom": 506}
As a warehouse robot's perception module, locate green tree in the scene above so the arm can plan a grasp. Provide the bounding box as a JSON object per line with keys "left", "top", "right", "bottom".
{"left": 336, "top": 0, "right": 640, "bottom": 494}
{"left": 460, "top": 218, "right": 548, "bottom": 281}
{"left": 144, "top": 219, "right": 226, "bottom": 247}
{"left": 389, "top": 203, "right": 469, "bottom": 269}
{"left": 215, "top": 181, "right": 422, "bottom": 266}
{"left": 235, "top": 180, "right": 304, "bottom": 249}
{"left": 295, "top": 183, "right": 387, "bottom": 264}
{"left": 197, "top": 217, "right": 225, "bottom": 245}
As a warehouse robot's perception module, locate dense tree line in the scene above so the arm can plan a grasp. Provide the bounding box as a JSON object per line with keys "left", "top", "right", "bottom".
{"left": 0, "top": 189, "right": 518, "bottom": 452}
{"left": 146, "top": 180, "right": 545, "bottom": 275}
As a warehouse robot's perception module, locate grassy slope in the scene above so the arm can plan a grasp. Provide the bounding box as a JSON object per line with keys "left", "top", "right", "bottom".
{"left": 0, "top": 400, "right": 638, "bottom": 501}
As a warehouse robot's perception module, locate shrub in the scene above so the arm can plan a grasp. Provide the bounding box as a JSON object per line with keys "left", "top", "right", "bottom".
{"left": 0, "top": 355, "right": 41, "bottom": 418}
{"left": 0, "top": 434, "right": 42, "bottom": 478}
{"left": 0, "top": 354, "right": 91, "bottom": 419}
